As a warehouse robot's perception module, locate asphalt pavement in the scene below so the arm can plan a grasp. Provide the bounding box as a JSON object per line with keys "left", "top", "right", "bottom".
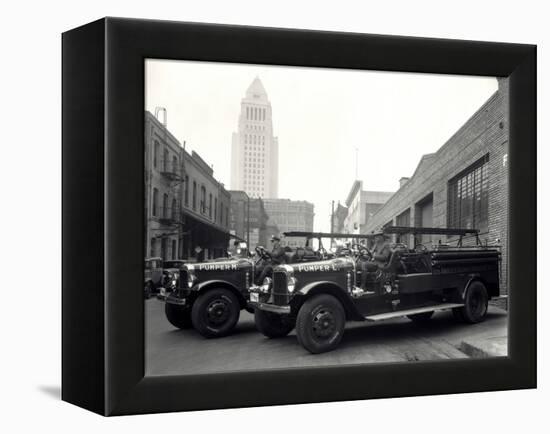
{"left": 145, "top": 298, "right": 508, "bottom": 377}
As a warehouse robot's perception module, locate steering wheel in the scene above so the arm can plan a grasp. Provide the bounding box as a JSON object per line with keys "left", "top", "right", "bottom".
{"left": 415, "top": 243, "right": 428, "bottom": 253}
{"left": 255, "top": 246, "right": 272, "bottom": 259}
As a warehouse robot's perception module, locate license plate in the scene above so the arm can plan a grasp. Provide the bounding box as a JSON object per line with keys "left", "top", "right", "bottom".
{"left": 250, "top": 292, "right": 259, "bottom": 303}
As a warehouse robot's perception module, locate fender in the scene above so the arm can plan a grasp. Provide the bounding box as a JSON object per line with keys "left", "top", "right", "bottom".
{"left": 460, "top": 273, "right": 482, "bottom": 300}
{"left": 192, "top": 279, "right": 247, "bottom": 307}
{"left": 297, "top": 280, "right": 363, "bottom": 321}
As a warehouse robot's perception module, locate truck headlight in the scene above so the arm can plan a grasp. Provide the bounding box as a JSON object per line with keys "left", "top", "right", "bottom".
{"left": 261, "top": 277, "right": 272, "bottom": 293}
{"left": 187, "top": 272, "right": 197, "bottom": 288}
{"left": 288, "top": 276, "right": 297, "bottom": 293}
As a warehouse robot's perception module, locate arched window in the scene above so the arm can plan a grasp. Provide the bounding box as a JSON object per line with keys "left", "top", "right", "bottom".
{"left": 200, "top": 186, "right": 206, "bottom": 214}
{"left": 153, "top": 140, "right": 159, "bottom": 168}
{"left": 209, "top": 193, "right": 213, "bottom": 219}
{"left": 163, "top": 193, "right": 169, "bottom": 218}
{"left": 172, "top": 155, "right": 178, "bottom": 173}
{"left": 192, "top": 181, "right": 197, "bottom": 210}
{"left": 152, "top": 188, "right": 158, "bottom": 216}
{"left": 163, "top": 149, "right": 169, "bottom": 171}
{"left": 171, "top": 198, "right": 177, "bottom": 220}
{"left": 171, "top": 240, "right": 177, "bottom": 260}
{"left": 150, "top": 238, "right": 156, "bottom": 257}
{"left": 214, "top": 197, "right": 218, "bottom": 221}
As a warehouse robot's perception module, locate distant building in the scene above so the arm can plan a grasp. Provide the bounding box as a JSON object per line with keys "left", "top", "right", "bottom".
{"left": 145, "top": 110, "right": 231, "bottom": 262}
{"left": 363, "top": 78, "right": 509, "bottom": 302}
{"left": 331, "top": 202, "right": 348, "bottom": 234}
{"left": 342, "top": 180, "right": 394, "bottom": 235}
{"left": 228, "top": 190, "right": 269, "bottom": 249}
{"left": 263, "top": 199, "right": 314, "bottom": 247}
{"left": 230, "top": 77, "right": 279, "bottom": 199}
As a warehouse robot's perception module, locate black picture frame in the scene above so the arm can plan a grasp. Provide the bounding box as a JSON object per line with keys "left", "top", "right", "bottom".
{"left": 62, "top": 17, "right": 536, "bottom": 416}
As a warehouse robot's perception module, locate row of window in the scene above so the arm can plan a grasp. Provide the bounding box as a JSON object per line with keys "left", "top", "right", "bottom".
{"left": 182, "top": 176, "right": 229, "bottom": 227}
{"left": 152, "top": 182, "right": 229, "bottom": 228}
{"left": 384, "top": 155, "right": 490, "bottom": 245}
{"left": 246, "top": 106, "right": 266, "bottom": 121}
{"left": 153, "top": 140, "right": 179, "bottom": 173}
{"left": 244, "top": 135, "right": 265, "bottom": 145}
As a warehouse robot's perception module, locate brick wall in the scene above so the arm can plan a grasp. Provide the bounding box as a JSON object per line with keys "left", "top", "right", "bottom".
{"left": 363, "top": 78, "right": 509, "bottom": 303}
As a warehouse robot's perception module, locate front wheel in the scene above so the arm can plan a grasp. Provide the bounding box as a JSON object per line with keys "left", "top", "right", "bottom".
{"left": 165, "top": 303, "right": 192, "bottom": 329}
{"left": 296, "top": 294, "right": 346, "bottom": 354}
{"left": 191, "top": 288, "right": 241, "bottom": 338}
{"left": 254, "top": 309, "right": 295, "bottom": 338}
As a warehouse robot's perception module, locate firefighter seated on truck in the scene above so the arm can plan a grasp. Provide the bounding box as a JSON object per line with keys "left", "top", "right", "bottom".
{"left": 256, "top": 235, "right": 287, "bottom": 284}
{"left": 356, "top": 233, "right": 392, "bottom": 292}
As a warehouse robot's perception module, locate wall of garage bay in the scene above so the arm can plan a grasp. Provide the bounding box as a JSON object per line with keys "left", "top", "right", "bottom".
{"left": 363, "top": 78, "right": 509, "bottom": 307}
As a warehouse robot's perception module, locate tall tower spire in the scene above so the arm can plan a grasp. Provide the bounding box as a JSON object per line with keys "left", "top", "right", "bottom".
{"left": 230, "top": 77, "right": 279, "bottom": 198}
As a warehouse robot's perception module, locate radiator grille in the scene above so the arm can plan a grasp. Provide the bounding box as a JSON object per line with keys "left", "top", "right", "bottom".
{"left": 272, "top": 271, "right": 289, "bottom": 305}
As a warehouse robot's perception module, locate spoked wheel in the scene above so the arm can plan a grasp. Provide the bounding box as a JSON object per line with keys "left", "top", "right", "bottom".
{"left": 254, "top": 309, "right": 295, "bottom": 338}
{"left": 407, "top": 311, "right": 434, "bottom": 324}
{"left": 296, "top": 294, "right": 345, "bottom": 354}
{"left": 191, "top": 288, "right": 240, "bottom": 338}
{"left": 165, "top": 303, "right": 192, "bottom": 329}
{"left": 457, "top": 281, "right": 489, "bottom": 324}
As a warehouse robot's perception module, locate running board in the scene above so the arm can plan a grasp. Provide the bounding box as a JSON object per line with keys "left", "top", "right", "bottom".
{"left": 364, "top": 303, "right": 464, "bottom": 322}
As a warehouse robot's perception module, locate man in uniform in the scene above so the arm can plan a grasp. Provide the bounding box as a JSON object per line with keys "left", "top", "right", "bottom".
{"left": 255, "top": 235, "right": 287, "bottom": 285}
{"left": 356, "top": 233, "right": 392, "bottom": 293}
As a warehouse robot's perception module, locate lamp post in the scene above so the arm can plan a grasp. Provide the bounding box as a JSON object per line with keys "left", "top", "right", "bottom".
{"left": 247, "top": 195, "right": 250, "bottom": 246}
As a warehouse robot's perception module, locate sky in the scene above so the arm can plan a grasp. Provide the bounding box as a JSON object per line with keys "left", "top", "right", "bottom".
{"left": 145, "top": 60, "right": 497, "bottom": 232}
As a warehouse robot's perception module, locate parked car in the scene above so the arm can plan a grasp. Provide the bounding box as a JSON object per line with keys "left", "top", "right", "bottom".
{"left": 249, "top": 227, "right": 501, "bottom": 354}
{"left": 163, "top": 237, "right": 325, "bottom": 338}
{"left": 144, "top": 257, "right": 164, "bottom": 299}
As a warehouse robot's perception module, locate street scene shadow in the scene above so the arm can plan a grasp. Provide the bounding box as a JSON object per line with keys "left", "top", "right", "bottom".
{"left": 37, "top": 385, "right": 61, "bottom": 400}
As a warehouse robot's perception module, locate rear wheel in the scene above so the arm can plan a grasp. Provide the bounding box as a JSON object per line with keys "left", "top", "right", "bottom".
{"left": 459, "top": 281, "right": 489, "bottom": 323}
{"left": 407, "top": 311, "right": 434, "bottom": 324}
{"left": 165, "top": 303, "right": 192, "bottom": 329}
{"left": 296, "top": 294, "right": 345, "bottom": 354}
{"left": 254, "top": 310, "right": 295, "bottom": 338}
{"left": 191, "top": 288, "right": 241, "bottom": 338}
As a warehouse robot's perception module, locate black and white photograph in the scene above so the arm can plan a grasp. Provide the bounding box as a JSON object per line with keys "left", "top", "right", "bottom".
{"left": 144, "top": 60, "right": 509, "bottom": 376}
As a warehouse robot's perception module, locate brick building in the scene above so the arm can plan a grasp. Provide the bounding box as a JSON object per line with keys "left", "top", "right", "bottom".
{"left": 263, "top": 199, "right": 314, "bottom": 247}
{"left": 228, "top": 190, "right": 269, "bottom": 249}
{"left": 363, "top": 78, "right": 509, "bottom": 298}
{"left": 145, "top": 110, "right": 231, "bottom": 262}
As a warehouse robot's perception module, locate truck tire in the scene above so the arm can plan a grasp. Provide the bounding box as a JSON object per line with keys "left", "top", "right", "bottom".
{"left": 296, "top": 294, "right": 345, "bottom": 354}
{"left": 407, "top": 311, "right": 434, "bottom": 324}
{"left": 254, "top": 309, "right": 295, "bottom": 338}
{"left": 191, "top": 288, "right": 240, "bottom": 338}
{"left": 458, "top": 281, "right": 489, "bottom": 324}
{"left": 165, "top": 303, "right": 192, "bottom": 329}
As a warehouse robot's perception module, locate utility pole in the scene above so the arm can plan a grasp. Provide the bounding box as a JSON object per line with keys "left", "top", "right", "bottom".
{"left": 355, "top": 147, "right": 359, "bottom": 180}
{"left": 247, "top": 197, "right": 251, "bottom": 247}
{"left": 330, "top": 200, "right": 335, "bottom": 248}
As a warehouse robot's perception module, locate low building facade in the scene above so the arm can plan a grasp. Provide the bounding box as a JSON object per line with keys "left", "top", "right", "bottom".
{"left": 363, "top": 78, "right": 509, "bottom": 300}
{"left": 263, "top": 198, "right": 314, "bottom": 247}
{"left": 228, "top": 190, "right": 269, "bottom": 249}
{"left": 145, "top": 111, "right": 231, "bottom": 262}
{"left": 343, "top": 180, "right": 394, "bottom": 235}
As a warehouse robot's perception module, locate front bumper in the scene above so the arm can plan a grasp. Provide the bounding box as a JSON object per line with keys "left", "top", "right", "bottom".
{"left": 248, "top": 299, "right": 291, "bottom": 314}
{"left": 165, "top": 293, "right": 188, "bottom": 306}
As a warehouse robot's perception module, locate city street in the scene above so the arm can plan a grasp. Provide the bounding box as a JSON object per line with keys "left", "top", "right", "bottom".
{"left": 145, "top": 298, "right": 508, "bottom": 377}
